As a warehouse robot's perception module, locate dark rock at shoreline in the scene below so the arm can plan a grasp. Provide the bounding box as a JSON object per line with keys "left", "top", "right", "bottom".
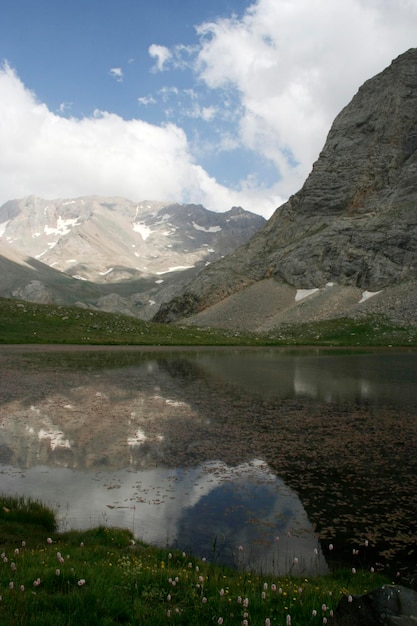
{"left": 330, "top": 585, "right": 417, "bottom": 625}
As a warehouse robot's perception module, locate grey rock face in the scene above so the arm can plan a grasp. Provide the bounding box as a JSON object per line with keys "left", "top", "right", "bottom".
{"left": 155, "top": 49, "right": 417, "bottom": 324}
{"left": 12, "top": 280, "right": 54, "bottom": 305}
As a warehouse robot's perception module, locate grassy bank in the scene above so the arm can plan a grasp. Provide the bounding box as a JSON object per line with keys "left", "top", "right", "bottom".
{"left": 0, "top": 496, "right": 390, "bottom": 625}
{"left": 1, "top": 297, "right": 417, "bottom": 346}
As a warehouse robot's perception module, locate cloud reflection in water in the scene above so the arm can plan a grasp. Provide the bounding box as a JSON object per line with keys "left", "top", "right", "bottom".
{"left": 0, "top": 458, "right": 327, "bottom": 575}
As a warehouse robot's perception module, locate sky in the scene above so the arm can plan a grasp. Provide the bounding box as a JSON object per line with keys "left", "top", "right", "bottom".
{"left": 0, "top": 0, "right": 416, "bottom": 218}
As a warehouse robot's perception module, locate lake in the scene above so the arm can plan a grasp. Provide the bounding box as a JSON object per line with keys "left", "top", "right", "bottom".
{"left": 0, "top": 345, "right": 416, "bottom": 580}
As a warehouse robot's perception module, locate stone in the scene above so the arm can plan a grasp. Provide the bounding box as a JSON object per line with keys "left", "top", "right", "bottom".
{"left": 330, "top": 585, "right": 417, "bottom": 626}
{"left": 12, "top": 279, "right": 53, "bottom": 305}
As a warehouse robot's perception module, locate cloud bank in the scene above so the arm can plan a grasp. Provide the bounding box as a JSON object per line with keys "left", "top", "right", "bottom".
{"left": 0, "top": 63, "right": 271, "bottom": 214}
{"left": 0, "top": 0, "right": 416, "bottom": 218}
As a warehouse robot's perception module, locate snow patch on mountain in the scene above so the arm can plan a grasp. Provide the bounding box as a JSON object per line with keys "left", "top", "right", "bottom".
{"left": 192, "top": 222, "right": 222, "bottom": 233}
{"left": 156, "top": 265, "right": 195, "bottom": 275}
{"left": 133, "top": 222, "right": 153, "bottom": 240}
{"left": 0, "top": 220, "right": 9, "bottom": 236}
{"left": 44, "top": 216, "right": 80, "bottom": 236}
{"left": 295, "top": 288, "right": 319, "bottom": 302}
{"left": 359, "top": 290, "right": 382, "bottom": 303}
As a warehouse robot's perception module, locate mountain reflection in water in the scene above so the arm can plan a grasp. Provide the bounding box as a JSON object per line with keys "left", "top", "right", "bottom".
{"left": 1, "top": 346, "right": 417, "bottom": 578}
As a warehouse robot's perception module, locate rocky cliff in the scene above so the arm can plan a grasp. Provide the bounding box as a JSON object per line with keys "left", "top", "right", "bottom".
{"left": 155, "top": 49, "right": 417, "bottom": 328}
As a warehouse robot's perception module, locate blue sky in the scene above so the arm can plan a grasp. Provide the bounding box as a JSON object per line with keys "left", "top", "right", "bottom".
{"left": 0, "top": 0, "right": 416, "bottom": 217}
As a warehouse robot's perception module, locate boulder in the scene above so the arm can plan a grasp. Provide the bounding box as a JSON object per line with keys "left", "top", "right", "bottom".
{"left": 330, "top": 585, "right": 417, "bottom": 625}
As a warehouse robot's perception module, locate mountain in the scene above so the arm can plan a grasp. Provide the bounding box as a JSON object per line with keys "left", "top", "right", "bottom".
{"left": 0, "top": 197, "right": 265, "bottom": 318}
{"left": 0, "top": 241, "right": 103, "bottom": 304}
{"left": 155, "top": 49, "right": 417, "bottom": 330}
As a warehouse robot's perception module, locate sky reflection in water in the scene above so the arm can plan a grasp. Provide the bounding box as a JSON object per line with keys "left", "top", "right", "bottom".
{"left": 1, "top": 347, "right": 417, "bottom": 575}
{"left": 0, "top": 459, "right": 327, "bottom": 575}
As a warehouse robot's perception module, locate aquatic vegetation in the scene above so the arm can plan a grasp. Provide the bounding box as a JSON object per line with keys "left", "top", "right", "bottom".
{"left": 1, "top": 347, "right": 416, "bottom": 584}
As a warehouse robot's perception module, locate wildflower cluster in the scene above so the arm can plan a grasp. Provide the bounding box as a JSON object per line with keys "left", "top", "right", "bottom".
{"left": 0, "top": 536, "right": 88, "bottom": 616}
{"left": 113, "top": 545, "right": 386, "bottom": 625}
{"left": 0, "top": 520, "right": 390, "bottom": 625}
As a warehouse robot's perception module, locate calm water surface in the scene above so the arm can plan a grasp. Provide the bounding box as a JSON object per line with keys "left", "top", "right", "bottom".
{"left": 0, "top": 346, "right": 416, "bottom": 576}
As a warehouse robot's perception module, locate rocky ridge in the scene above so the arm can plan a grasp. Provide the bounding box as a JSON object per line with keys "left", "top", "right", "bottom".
{"left": 0, "top": 197, "right": 264, "bottom": 318}
{"left": 155, "top": 49, "right": 417, "bottom": 329}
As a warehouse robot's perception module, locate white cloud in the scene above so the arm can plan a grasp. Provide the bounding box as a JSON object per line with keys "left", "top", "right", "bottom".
{"left": 218, "top": 133, "right": 240, "bottom": 152}
{"left": 149, "top": 44, "right": 172, "bottom": 72}
{"left": 192, "top": 0, "right": 417, "bottom": 196}
{"left": 159, "top": 85, "right": 179, "bottom": 101}
{"left": 0, "top": 62, "right": 276, "bottom": 216}
{"left": 57, "top": 101, "right": 72, "bottom": 114}
{"left": 200, "top": 106, "right": 216, "bottom": 122}
{"left": 138, "top": 95, "right": 156, "bottom": 106}
{"left": 109, "top": 67, "right": 123, "bottom": 82}
{"left": 148, "top": 43, "right": 198, "bottom": 74}
{"left": 170, "top": 88, "right": 218, "bottom": 122}
{"left": 1, "top": 1, "right": 416, "bottom": 221}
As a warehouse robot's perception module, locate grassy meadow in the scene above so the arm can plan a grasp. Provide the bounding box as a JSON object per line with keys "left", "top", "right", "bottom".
{"left": 0, "top": 296, "right": 417, "bottom": 346}
{"left": 0, "top": 297, "right": 411, "bottom": 622}
{"left": 0, "top": 496, "right": 391, "bottom": 626}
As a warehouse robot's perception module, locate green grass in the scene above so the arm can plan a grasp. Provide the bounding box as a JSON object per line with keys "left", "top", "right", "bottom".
{"left": 272, "top": 316, "right": 417, "bottom": 346}
{"left": 0, "top": 496, "right": 390, "bottom": 625}
{"left": 0, "top": 495, "right": 56, "bottom": 533}
{"left": 0, "top": 298, "right": 251, "bottom": 346}
{"left": 1, "top": 296, "right": 417, "bottom": 346}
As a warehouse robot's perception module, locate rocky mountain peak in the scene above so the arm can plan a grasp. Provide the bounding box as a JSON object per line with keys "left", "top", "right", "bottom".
{"left": 296, "top": 47, "right": 417, "bottom": 218}
{"left": 0, "top": 195, "right": 265, "bottom": 318}
{"left": 155, "top": 49, "right": 417, "bottom": 327}
{"left": 0, "top": 196, "right": 265, "bottom": 282}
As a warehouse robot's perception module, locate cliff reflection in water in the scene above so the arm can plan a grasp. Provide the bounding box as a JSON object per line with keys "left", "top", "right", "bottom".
{"left": 191, "top": 349, "right": 417, "bottom": 405}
